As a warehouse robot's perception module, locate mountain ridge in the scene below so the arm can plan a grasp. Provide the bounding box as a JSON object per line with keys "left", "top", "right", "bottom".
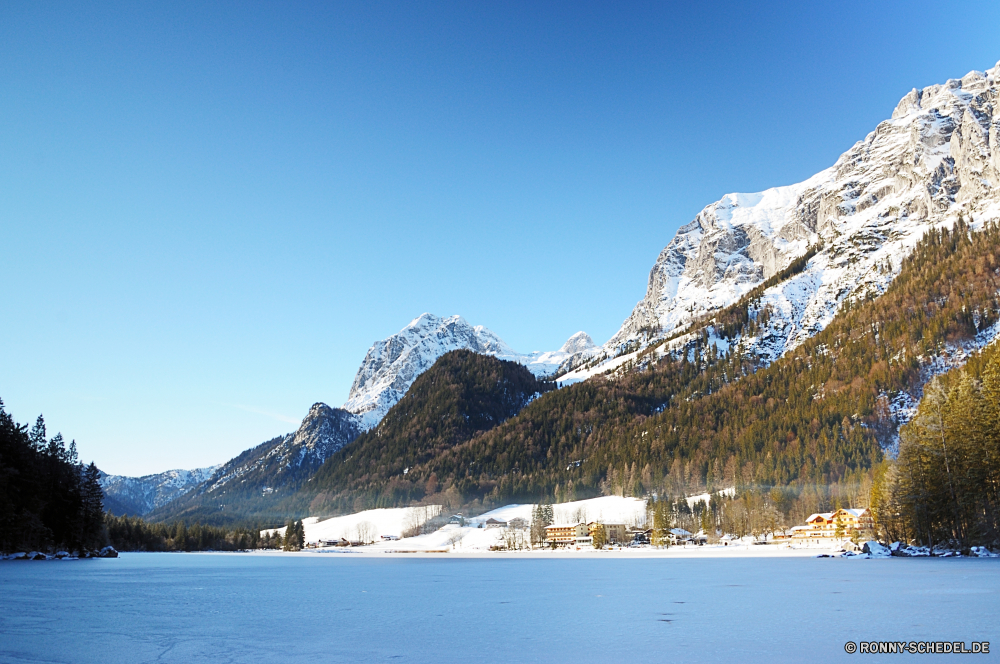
{"left": 343, "top": 313, "right": 595, "bottom": 429}
{"left": 567, "top": 60, "right": 1000, "bottom": 382}
{"left": 148, "top": 403, "right": 361, "bottom": 525}
{"left": 113, "top": 59, "right": 1000, "bottom": 526}
{"left": 100, "top": 466, "right": 219, "bottom": 517}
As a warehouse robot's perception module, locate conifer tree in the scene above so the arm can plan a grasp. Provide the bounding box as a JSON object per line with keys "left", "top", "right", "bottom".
{"left": 79, "top": 462, "right": 105, "bottom": 549}
{"left": 591, "top": 523, "right": 606, "bottom": 549}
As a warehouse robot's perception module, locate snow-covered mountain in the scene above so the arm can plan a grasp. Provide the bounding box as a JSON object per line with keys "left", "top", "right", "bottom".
{"left": 139, "top": 321, "right": 592, "bottom": 517}
{"left": 149, "top": 402, "right": 362, "bottom": 521}
{"left": 199, "top": 403, "right": 361, "bottom": 497}
{"left": 343, "top": 313, "right": 595, "bottom": 429}
{"left": 100, "top": 466, "right": 220, "bottom": 516}
{"left": 568, "top": 61, "right": 1000, "bottom": 380}
{"left": 343, "top": 313, "right": 596, "bottom": 430}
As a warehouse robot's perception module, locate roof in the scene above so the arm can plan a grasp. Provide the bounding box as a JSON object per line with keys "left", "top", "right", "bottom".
{"left": 670, "top": 528, "right": 692, "bottom": 536}
{"left": 805, "top": 512, "right": 835, "bottom": 522}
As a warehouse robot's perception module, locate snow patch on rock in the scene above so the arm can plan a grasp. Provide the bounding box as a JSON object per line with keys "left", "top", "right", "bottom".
{"left": 597, "top": 61, "right": 1000, "bottom": 373}
{"left": 343, "top": 314, "right": 596, "bottom": 429}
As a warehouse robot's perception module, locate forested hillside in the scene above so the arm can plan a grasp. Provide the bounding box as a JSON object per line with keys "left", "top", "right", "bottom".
{"left": 145, "top": 436, "right": 288, "bottom": 526}
{"left": 0, "top": 399, "right": 106, "bottom": 553}
{"left": 336, "top": 221, "right": 1000, "bottom": 512}
{"left": 302, "top": 350, "right": 554, "bottom": 514}
{"left": 873, "top": 343, "right": 1000, "bottom": 549}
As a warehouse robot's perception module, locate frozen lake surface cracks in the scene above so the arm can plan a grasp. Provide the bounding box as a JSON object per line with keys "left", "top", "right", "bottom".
{"left": 0, "top": 552, "right": 997, "bottom": 663}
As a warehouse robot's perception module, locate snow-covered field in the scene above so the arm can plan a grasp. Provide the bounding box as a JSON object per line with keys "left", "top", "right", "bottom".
{"left": 474, "top": 495, "right": 649, "bottom": 526}
{"left": 268, "top": 493, "right": 856, "bottom": 556}
{"left": 2, "top": 552, "right": 996, "bottom": 663}
{"left": 263, "top": 505, "right": 442, "bottom": 542}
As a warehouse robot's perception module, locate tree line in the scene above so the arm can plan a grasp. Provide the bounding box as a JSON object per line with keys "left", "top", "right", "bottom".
{"left": 0, "top": 399, "right": 105, "bottom": 553}
{"left": 872, "top": 346, "right": 1000, "bottom": 551}
{"left": 104, "top": 513, "right": 266, "bottom": 552}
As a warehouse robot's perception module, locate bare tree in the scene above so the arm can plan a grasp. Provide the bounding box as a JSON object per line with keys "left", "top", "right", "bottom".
{"left": 402, "top": 509, "right": 423, "bottom": 538}
{"left": 446, "top": 531, "right": 465, "bottom": 549}
{"left": 356, "top": 521, "right": 377, "bottom": 544}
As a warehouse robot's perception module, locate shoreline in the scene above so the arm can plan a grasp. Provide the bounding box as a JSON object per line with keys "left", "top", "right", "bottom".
{"left": 80, "top": 543, "right": 907, "bottom": 560}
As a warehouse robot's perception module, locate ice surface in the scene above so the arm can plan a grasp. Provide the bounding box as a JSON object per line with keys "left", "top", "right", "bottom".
{"left": 1, "top": 553, "right": 997, "bottom": 663}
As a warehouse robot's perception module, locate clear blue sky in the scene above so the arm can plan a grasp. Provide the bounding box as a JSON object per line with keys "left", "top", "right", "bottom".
{"left": 3, "top": 1, "right": 998, "bottom": 475}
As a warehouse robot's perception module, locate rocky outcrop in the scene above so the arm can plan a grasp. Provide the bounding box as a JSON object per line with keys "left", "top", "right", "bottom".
{"left": 148, "top": 402, "right": 362, "bottom": 523}
{"left": 199, "top": 403, "right": 361, "bottom": 496}
{"left": 560, "top": 331, "right": 596, "bottom": 355}
{"left": 604, "top": 61, "right": 1000, "bottom": 365}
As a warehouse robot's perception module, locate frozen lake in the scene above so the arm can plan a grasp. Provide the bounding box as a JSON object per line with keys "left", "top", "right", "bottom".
{"left": 0, "top": 552, "right": 996, "bottom": 663}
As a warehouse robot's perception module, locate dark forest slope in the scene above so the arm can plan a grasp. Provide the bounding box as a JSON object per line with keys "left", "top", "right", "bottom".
{"left": 0, "top": 401, "right": 105, "bottom": 553}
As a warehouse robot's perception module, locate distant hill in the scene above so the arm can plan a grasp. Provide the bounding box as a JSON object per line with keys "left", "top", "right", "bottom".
{"left": 99, "top": 466, "right": 219, "bottom": 517}
{"left": 148, "top": 403, "right": 361, "bottom": 526}
{"left": 342, "top": 313, "right": 593, "bottom": 429}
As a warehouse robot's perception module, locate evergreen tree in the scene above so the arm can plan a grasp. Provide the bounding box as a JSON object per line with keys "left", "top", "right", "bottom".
{"left": 28, "top": 415, "right": 46, "bottom": 452}
{"left": 79, "top": 462, "right": 106, "bottom": 549}
{"left": 649, "top": 497, "right": 671, "bottom": 547}
{"left": 591, "top": 523, "right": 606, "bottom": 549}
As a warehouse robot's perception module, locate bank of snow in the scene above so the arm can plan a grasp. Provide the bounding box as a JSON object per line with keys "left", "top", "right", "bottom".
{"left": 470, "top": 496, "right": 649, "bottom": 527}
{"left": 262, "top": 505, "right": 442, "bottom": 542}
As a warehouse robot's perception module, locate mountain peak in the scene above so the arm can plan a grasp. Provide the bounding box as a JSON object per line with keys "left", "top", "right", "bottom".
{"left": 576, "top": 62, "right": 1000, "bottom": 380}
{"left": 560, "top": 331, "right": 595, "bottom": 354}
{"left": 342, "top": 315, "right": 597, "bottom": 430}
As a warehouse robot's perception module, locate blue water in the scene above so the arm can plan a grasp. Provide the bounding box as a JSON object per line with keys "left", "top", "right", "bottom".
{"left": 1, "top": 553, "right": 997, "bottom": 663}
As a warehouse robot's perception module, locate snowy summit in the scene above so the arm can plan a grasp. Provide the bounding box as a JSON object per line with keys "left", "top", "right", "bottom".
{"left": 342, "top": 313, "right": 596, "bottom": 429}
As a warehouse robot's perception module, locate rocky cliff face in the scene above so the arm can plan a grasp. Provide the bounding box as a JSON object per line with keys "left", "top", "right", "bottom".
{"left": 199, "top": 403, "right": 361, "bottom": 496}
{"left": 147, "top": 402, "right": 362, "bottom": 523}
{"left": 99, "top": 466, "right": 219, "bottom": 516}
{"left": 600, "top": 61, "right": 1000, "bottom": 368}
{"left": 343, "top": 313, "right": 595, "bottom": 429}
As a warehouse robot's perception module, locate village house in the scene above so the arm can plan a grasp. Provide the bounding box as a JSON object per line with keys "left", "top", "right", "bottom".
{"left": 588, "top": 522, "right": 628, "bottom": 544}
{"left": 484, "top": 518, "right": 508, "bottom": 528}
{"left": 628, "top": 527, "right": 651, "bottom": 544}
{"left": 669, "top": 528, "right": 692, "bottom": 545}
{"left": 790, "top": 508, "right": 875, "bottom": 541}
{"left": 545, "top": 522, "right": 589, "bottom": 545}
{"left": 318, "top": 538, "right": 351, "bottom": 547}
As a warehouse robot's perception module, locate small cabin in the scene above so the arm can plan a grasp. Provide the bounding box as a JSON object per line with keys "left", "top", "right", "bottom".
{"left": 669, "top": 528, "right": 692, "bottom": 544}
